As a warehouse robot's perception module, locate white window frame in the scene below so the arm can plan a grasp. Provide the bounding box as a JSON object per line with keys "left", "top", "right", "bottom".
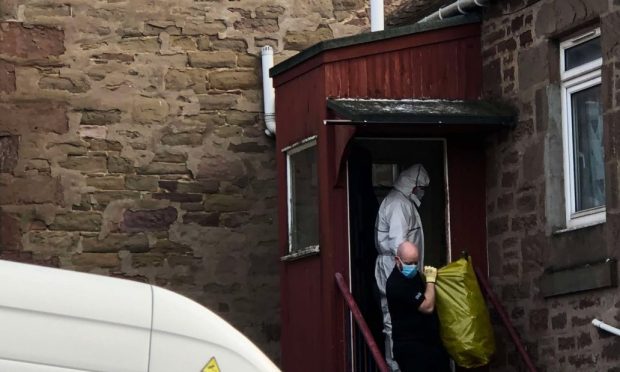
{"left": 560, "top": 28, "right": 605, "bottom": 229}
{"left": 284, "top": 136, "right": 320, "bottom": 258}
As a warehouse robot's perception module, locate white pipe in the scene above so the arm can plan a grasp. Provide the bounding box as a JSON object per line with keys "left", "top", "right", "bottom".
{"left": 370, "top": 0, "right": 384, "bottom": 32}
{"left": 592, "top": 318, "right": 620, "bottom": 337}
{"left": 418, "top": 0, "right": 488, "bottom": 23}
{"left": 261, "top": 46, "right": 276, "bottom": 137}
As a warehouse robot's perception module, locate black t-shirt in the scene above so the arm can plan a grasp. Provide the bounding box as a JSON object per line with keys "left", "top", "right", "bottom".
{"left": 385, "top": 266, "right": 442, "bottom": 344}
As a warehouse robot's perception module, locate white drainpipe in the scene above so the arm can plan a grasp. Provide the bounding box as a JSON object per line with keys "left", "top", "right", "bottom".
{"left": 419, "top": 0, "right": 488, "bottom": 23}
{"left": 370, "top": 0, "right": 384, "bottom": 32}
{"left": 261, "top": 46, "right": 276, "bottom": 137}
{"left": 592, "top": 319, "right": 620, "bottom": 337}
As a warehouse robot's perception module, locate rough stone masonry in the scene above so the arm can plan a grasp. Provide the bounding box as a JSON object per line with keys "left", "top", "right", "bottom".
{"left": 481, "top": 0, "right": 620, "bottom": 371}
{"left": 0, "top": 0, "right": 396, "bottom": 361}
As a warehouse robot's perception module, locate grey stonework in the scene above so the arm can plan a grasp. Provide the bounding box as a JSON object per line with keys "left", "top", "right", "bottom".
{"left": 482, "top": 0, "right": 620, "bottom": 371}
{"left": 0, "top": 0, "right": 385, "bottom": 362}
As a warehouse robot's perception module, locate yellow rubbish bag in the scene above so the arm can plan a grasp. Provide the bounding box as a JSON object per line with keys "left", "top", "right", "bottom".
{"left": 435, "top": 257, "right": 495, "bottom": 368}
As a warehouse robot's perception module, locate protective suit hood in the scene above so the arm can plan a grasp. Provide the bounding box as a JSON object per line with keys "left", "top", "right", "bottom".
{"left": 393, "top": 164, "right": 430, "bottom": 203}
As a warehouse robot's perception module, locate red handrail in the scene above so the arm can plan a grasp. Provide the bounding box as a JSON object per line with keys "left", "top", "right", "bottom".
{"left": 335, "top": 272, "right": 389, "bottom": 372}
{"left": 474, "top": 266, "right": 538, "bottom": 372}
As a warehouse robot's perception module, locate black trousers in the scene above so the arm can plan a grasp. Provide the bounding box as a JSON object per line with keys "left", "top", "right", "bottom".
{"left": 393, "top": 340, "right": 451, "bottom": 372}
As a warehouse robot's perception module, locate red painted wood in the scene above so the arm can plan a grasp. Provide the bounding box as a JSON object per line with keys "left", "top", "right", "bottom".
{"left": 447, "top": 136, "right": 488, "bottom": 273}
{"left": 275, "top": 20, "right": 485, "bottom": 372}
{"left": 318, "top": 122, "right": 349, "bottom": 371}
{"left": 320, "top": 36, "right": 481, "bottom": 101}
{"left": 276, "top": 66, "right": 328, "bottom": 372}
{"left": 279, "top": 257, "right": 322, "bottom": 368}
{"left": 446, "top": 137, "right": 490, "bottom": 372}
{"left": 276, "top": 66, "right": 354, "bottom": 372}
{"left": 401, "top": 48, "right": 412, "bottom": 96}
{"left": 273, "top": 23, "right": 480, "bottom": 87}
{"left": 348, "top": 58, "right": 368, "bottom": 97}
{"left": 333, "top": 125, "right": 357, "bottom": 186}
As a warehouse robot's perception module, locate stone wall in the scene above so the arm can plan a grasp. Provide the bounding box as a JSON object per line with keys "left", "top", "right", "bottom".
{"left": 0, "top": 0, "right": 373, "bottom": 361}
{"left": 482, "top": 0, "right": 620, "bottom": 371}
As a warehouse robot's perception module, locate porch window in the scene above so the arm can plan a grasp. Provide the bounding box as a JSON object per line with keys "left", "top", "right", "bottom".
{"left": 560, "top": 28, "right": 605, "bottom": 228}
{"left": 285, "top": 136, "right": 319, "bottom": 256}
{"left": 372, "top": 163, "right": 398, "bottom": 201}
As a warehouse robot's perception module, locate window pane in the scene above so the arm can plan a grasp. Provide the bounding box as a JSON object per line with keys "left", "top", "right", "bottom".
{"left": 565, "top": 37, "right": 601, "bottom": 70}
{"left": 571, "top": 85, "right": 605, "bottom": 211}
{"left": 372, "top": 163, "right": 396, "bottom": 187}
{"left": 289, "top": 145, "right": 319, "bottom": 251}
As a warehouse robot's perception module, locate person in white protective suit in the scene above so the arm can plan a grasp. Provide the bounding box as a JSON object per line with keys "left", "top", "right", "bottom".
{"left": 374, "top": 164, "right": 430, "bottom": 372}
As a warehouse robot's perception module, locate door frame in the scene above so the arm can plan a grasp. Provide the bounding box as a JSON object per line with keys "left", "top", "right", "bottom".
{"left": 347, "top": 137, "right": 452, "bottom": 274}
{"left": 345, "top": 136, "right": 452, "bottom": 371}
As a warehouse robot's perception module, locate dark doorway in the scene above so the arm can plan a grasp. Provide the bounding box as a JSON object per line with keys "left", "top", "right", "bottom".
{"left": 354, "top": 138, "right": 449, "bottom": 266}
{"left": 348, "top": 138, "right": 449, "bottom": 371}
{"left": 348, "top": 144, "right": 382, "bottom": 372}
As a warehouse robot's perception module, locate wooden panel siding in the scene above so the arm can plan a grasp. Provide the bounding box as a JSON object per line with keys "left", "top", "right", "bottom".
{"left": 447, "top": 136, "right": 488, "bottom": 271}
{"left": 324, "top": 36, "right": 481, "bottom": 99}
{"left": 317, "top": 121, "right": 349, "bottom": 372}
{"left": 279, "top": 257, "right": 322, "bottom": 370}
{"left": 273, "top": 22, "right": 481, "bottom": 87}
{"left": 276, "top": 64, "right": 339, "bottom": 371}
{"left": 274, "top": 67, "right": 324, "bottom": 144}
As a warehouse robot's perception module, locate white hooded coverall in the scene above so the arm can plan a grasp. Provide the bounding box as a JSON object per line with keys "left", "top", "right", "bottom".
{"left": 374, "top": 164, "right": 430, "bottom": 372}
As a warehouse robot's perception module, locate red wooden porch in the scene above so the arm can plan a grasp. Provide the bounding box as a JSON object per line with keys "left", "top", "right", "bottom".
{"left": 271, "top": 15, "right": 513, "bottom": 372}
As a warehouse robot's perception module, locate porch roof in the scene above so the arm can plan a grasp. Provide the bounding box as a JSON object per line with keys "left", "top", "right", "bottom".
{"left": 326, "top": 98, "right": 516, "bottom": 127}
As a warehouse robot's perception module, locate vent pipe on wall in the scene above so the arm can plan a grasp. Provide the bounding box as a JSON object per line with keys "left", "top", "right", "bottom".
{"left": 592, "top": 318, "right": 620, "bottom": 337}
{"left": 261, "top": 46, "right": 276, "bottom": 137}
{"left": 370, "top": 0, "right": 384, "bottom": 31}
{"left": 418, "top": 0, "right": 488, "bottom": 23}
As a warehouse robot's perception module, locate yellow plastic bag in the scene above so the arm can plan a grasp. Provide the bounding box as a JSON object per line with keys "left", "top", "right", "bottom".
{"left": 435, "top": 257, "right": 495, "bottom": 368}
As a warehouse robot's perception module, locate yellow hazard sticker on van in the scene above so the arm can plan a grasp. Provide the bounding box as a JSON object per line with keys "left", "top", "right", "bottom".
{"left": 202, "top": 357, "right": 220, "bottom": 372}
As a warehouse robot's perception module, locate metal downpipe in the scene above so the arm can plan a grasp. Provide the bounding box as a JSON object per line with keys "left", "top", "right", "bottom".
{"left": 419, "top": 0, "right": 488, "bottom": 23}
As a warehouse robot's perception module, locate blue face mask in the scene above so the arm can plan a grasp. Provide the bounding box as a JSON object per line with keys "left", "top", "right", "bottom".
{"left": 400, "top": 263, "right": 418, "bottom": 278}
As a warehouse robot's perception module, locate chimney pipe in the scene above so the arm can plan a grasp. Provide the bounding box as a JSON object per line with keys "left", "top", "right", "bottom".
{"left": 370, "top": 0, "right": 384, "bottom": 32}
{"left": 261, "top": 46, "right": 276, "bottom": 137}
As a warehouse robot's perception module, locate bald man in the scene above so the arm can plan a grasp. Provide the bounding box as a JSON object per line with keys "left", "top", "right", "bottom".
{"left": 385, "top": 242, "right": 450, "bottom": 372}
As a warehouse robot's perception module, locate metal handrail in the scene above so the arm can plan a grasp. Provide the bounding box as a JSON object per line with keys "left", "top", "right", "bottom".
{"left": 474, "top": 266, "right": 538, "bottom": 372}
{"left": 335, "top": 272, "right": 389, "bottom": 372}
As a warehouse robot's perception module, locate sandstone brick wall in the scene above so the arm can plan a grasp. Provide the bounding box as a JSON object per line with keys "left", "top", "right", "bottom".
{"left": 0, "top": 0, "right": 375, "bottom": 361}
{"left": 482, "top": 0, "right": 620, "bottom": 370}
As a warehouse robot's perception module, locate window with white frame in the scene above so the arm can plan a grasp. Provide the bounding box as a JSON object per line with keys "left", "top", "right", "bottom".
{"left": 285, "top": 136, "right": 319, "bottom": 255}
{"left": 560, "top": 28, "right": 605, "bottom": 228}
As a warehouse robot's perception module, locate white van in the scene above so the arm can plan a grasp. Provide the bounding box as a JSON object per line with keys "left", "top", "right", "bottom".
{"left": 0, "top": 260, "right": 280, "bottom": 372}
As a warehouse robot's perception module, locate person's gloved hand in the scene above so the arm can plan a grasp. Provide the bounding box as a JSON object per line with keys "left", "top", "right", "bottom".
{"left": 423, "top": 266, "right": 437, "bottom": 283}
